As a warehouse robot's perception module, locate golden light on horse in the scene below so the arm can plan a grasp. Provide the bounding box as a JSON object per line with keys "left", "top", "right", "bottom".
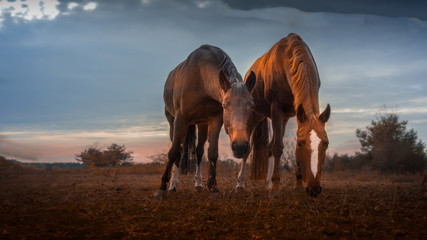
{"left": 244, "top": 33, "right": 331, "bottom": 197}
{"left": 296, "top": 103, "right": 330, "bottom": 197}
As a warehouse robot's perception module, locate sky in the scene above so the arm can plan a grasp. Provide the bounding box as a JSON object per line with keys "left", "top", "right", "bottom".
{"left": 0, "top": 0, "right": 426, "bottom": 163}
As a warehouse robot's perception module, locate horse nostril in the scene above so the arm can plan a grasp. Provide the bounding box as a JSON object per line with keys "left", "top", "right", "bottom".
{"left": 243, "top": 141, "right": 249, "bottom": 152}
{"left": 232, "top": 141, "right": 237, "bottom": 152}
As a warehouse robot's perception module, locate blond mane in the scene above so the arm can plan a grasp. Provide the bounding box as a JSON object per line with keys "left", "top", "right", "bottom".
{"left": 285, "top": 34, "right": 319, "bottom": 116}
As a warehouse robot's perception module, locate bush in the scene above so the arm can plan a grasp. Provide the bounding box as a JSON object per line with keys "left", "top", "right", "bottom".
{"left": 75, "top": 144, "right": 134, "bottom": 167}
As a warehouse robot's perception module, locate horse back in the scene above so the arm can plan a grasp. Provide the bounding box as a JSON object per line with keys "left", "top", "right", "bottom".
{"left": 164, "top": 45, "right": 238, "bottom": 121}
{"left": 247, "top": 33, "right": 320, "bottom": 115}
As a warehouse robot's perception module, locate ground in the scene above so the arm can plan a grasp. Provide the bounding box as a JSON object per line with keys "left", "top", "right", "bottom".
{"left": 0, "top": 160, "right": 426, "bottom": 239}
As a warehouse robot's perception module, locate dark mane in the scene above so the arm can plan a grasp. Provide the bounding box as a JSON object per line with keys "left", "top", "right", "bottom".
{"left": 200, "top": 44, "right": 243, "bottom": 83}
{"left": 285, "top": 34, "right": 318, "bottom": 115}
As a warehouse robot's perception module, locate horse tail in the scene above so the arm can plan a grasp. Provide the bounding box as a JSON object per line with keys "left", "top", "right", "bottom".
{"left": 250, "top": 118, "right": 269, "bottom": 181}
{"left": 180, "top": 124, "right": 197, "bottom": 175}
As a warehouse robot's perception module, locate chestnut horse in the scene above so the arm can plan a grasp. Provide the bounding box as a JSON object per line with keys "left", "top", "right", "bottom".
{"left": 155, "top": 45, "right": 256, "bottom": 198}
{"left": 241, "top": 33, "right": 331, "bottom": 197}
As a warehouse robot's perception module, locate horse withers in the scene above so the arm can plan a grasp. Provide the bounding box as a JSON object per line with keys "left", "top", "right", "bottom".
{"left": 155, "top": 45, "right": 256, "bottom": 198}
{"left": 244, "top": 33, "right": 331, "bottom": 197}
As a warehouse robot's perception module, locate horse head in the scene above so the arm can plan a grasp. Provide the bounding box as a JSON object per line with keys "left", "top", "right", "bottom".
{"left": 295, "top": 103, "right": 331, "bottom": 197}
{"left": 220, "top": 71, "right": 256, "bottom": 158}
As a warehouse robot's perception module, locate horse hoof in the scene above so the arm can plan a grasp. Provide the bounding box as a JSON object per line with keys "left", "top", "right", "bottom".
{"left": 194, "top": 186, "right": 203, "bottom": 192}
{"left": 209, "top": 187, "right": 219, "bottom": 193}
{"left": 210, "top": 190, "right": 221, "bottom": 199}
{"left": 168, "top": 187, "right": 177, "bottom": 192}
{"left": 154, "top": 190, "right": 167, "bottom": 199}
{"left": 235, "top": 186, "right": 244, "bottom": 193}
{"left": 268, "top": 188, "right": 280, "bottom": 198}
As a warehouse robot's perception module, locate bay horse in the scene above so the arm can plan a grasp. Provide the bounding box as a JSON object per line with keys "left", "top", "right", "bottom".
{"left": 240, "top": 33, "right": 331, "bottom": 197}
{"left": 155, "top": 45, "right": 256, "bottom": 198}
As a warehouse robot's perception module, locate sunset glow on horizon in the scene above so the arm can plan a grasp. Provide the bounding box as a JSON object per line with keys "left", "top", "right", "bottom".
{"left": 1, "top": 0, "right": 426, "bottom": 163}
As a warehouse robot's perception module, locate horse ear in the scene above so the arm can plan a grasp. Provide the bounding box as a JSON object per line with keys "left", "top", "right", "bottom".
{"left": 245, "top": 71, "right": 256, "bottom": 92}
{"left": 297, "top": 104, "right": 307, "bottom": 123}
{"left": 219, "top": 70, "right": 231, "bottom": 92}
{"left": 319, "top": 104, "right": 331, "bottom": 123}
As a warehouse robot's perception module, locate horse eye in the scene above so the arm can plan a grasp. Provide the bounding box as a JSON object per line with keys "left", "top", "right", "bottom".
{"left": 297, "top": 141, "right": 303, "bottom": 147}
{"left": 324, "top": 141, "right": 329, "bottom": 147}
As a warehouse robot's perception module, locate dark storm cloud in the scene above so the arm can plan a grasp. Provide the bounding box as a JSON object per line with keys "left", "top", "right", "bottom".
{"left": 222, "top": 0, "right": 427, "bottom": 20}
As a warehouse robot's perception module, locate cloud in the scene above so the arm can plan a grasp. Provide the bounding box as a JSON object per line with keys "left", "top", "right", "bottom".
{"left": 0, "top": 0, "right": 102, "bottom": 28}
{"left": 83, "top": 2, "right": 97, "bottom": 11}
{"left": 0, "top": 136, "right": 40, "bottom": 161}
{"left": 67, "top": 2, "right": 79, "bottom": 10}
{"left": 195, "top": 0, "right": 211, "bottom": 8}
{"left": 0, "top": 0, "right": 60, "bottom": 24}
{"left": 221, "top": 0, "right": 427, "bottom": 21}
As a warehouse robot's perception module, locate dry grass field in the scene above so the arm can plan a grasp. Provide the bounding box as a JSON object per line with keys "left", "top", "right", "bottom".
{"left": 1, "top": 158, "right": 426, "bottom": 239}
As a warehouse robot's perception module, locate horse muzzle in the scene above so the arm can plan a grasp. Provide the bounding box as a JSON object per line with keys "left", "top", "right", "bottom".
{"left": 231, "top": 141, "right": 249, "bottom": 158}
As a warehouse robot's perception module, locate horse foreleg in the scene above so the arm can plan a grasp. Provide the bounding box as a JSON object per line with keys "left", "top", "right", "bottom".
{"left": 268, "top": 105, "right": 286, "bottom": 197}
{"left": 207, "top": 115, "right": 222, "bottom": 192}
{"left": 236, "top": 157, "right": 247, "bottom": 191}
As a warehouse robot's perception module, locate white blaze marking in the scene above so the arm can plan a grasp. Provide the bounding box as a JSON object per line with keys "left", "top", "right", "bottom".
{"left": 310, "top": 130, "right": 321, "bottom": 178}
{"left": 266, "top": 156, "right": 274, "bottom": 189}
{"left": 168, "top": 164, "right": 179, "bottom": 190}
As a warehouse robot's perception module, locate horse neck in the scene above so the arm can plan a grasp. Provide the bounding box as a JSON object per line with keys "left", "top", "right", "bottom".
{"left": 295, "top": 89, "right": 320, "bottom": 117}
{"left": 288, "top": 61, "right": 320, "bottom": 117}
{"left": 204, "top": 78, "right": 225, "bottom": 103}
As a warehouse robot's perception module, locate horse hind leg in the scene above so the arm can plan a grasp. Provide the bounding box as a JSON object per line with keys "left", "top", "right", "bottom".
{"left": 266, "top": 152, "right": 274, "bottom": 190}
{"left": 168, "top": 163, "right": 179, "bottom": 191}
{"left": 155, "top": 114, "right": 189, "bottom": 198}
{"left": 165, "top": 108, "right": 174, "bottom": 141}
{"left": 194, "top": 163, "right": 203, "bottom": 191}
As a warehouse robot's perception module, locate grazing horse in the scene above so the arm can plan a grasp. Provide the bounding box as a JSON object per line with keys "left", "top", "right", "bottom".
{"left": 155, "top": 45, "right": 256, "bottom": 198}
{"left": 240, "top": 33, "right": 331, "bottom": 197}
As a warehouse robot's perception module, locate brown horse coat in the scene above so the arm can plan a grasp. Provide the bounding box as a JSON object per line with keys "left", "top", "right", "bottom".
{"left": 157, "top": 45, "right": 255, "bottom": 197}
{"left": 246, "top": 33, "right": 330, "bottom": 197}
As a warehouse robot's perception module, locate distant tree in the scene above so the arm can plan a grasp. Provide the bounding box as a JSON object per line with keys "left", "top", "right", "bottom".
{"left": 75, "top": 145, "right": 104, "bottom": 167}
{"left": 281, "top": 136, "right": 296, "bottom": 171}
{"left": 356, "top": 110, "right": 426, "bottom": 173}
{"left": 75, "top": 144, "right": 134, "bottom": 167}
{"left": 324, "top": 152, "right": 370, "bottom": 172}
{"left": 103, "top": 143, "right": 134, "bottom": 166}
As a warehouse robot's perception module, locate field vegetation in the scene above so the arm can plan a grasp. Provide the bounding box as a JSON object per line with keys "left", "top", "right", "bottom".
{"left": 1, "top": 156, "right": 426, "bottom": 239}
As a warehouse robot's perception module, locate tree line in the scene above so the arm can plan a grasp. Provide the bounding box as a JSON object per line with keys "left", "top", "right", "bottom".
{"left": 75, "top": 110, "right": 426, "bottom": 174}
{"left": 325, "top": 111, "right": 426, "bottom": 174}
